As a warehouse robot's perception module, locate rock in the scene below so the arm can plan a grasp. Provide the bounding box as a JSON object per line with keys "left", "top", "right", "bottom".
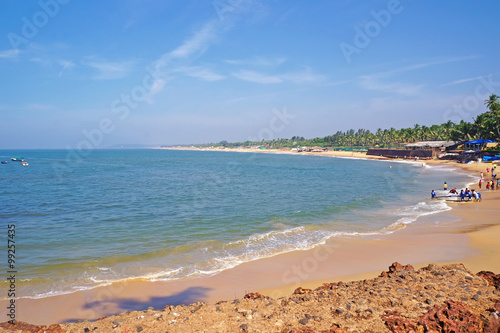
{"left": 483, "top": 312, "right": 500, "bottom": 333}
{"left": 84, "top": 329, "right": 90, "bottom": 333}
{"left": 240, "top": 323, "right": 248, "bottom": 331}
{"left": 472, "top": 294, "right": 479, "bottom": 301}
{"left": 191, "top": 305, "right": 202, "bottom": 313}
{"left": 244, "top": 292, "right": 265, "bottom": 299}
{"left": 477, "top": 271, "right": 500, "bottom": 290}
{"left": 136, "top": 327, "right": 143, "bottom": 332}
{"left": 379, "top": 262, "right": 415, "bottom": 277}
{"left": 396, "top": 288, "right": 405, "bottom": 293}
{"left": 418, "top": 300, "right": 483, "bottom": 332}
{"left": 425, "top": 299, "right": 432, "bottom": 305}
{"left": 298, "top": 318, "right": 309, "bottom": 325}
{"left": 304, "top": 313, "right": 311, "bottom": 319}
{"left": 381, "top": 310, "right": 421, "bottom": 332}
{"left": 315, "top": 281, "right": 344, "bottom": 291}
{"left": 293, "top": 287, "right": 312, "bottom": 295}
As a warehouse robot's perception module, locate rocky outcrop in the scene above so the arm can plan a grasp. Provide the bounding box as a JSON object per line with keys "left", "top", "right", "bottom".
{"left": 0, "top": 321, "right": 66, "bottom": 333}
{"left": 243, "top": 292, "right": 266, "bottom": 299}
{"left": 1, "top": 263, "right": 498, "bottom": 333}
{"left": 418, "top": 300, "right": 483, "bottom": 332}
{"left": 478, "top": 271, "right": 500, "bottom": 290}
{"left": 379, "top": 262, "right": 415, "bottom": 277}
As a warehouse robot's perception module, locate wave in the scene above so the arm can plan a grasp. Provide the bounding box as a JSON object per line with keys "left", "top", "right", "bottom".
{"left": 11, "top": 198, "right": 455, "bottom": 300}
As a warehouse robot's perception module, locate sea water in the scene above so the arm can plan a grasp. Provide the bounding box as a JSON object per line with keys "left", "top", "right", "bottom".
{"left": 0, "top": 149, "right": 473, "bottom": 299}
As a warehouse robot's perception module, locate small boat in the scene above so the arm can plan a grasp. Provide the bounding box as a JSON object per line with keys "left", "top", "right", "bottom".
{"left": 1, "top": 161, "right": 8, "bottom": 164}
{"left": 434, "top": 189, "right": 473, "bottom": 202}
{"left": 22, "top": 161, "right": 29, "bottom": 166}
{"left": 11, "top": 157, "right": 25, "bottom": 162}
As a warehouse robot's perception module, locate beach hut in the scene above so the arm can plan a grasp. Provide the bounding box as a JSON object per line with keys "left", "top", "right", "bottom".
{"left": 464, "top": 139, "right": 497, "bottom": 151}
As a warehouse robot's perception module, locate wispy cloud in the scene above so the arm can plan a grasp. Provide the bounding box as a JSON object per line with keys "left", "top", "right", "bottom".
{"left": 153, "top": 21, "right": 218, "bottom": 73}
{"left": 439, "top": 76, "right": 483, "bottom": 87}
{"left": 0, "top": 49, "right": 20, "bottom": 59}
{"left": 174, "top": 66, "right": 225, "bottom": 81}
{"left": 359, "top": 75, "right": 423, "bottom": 96}
{"left": 372, "top": 55, "right": 480, "bottom": 78}
{"left": 145, "top": 0, "right": 265, "bottom": 101}
{"left": 233, "top": 68, "right": 324, "bottom": 85}
{"left": 85, "top": 60, "right": 134, "bottom": 80}
{"left": 57, "top": 60, "right": 75, "bottom": 77}
{"left": 357, "top": 56, "right": 480, "bottom": 96}
{"left": 224, "top": 57, "right": 286, "bottom": 67}
{"left": 233, "top": 70, "right": 283, "bottom": 84}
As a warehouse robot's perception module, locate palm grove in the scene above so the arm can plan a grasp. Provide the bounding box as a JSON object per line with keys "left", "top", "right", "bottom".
{"left": 211, "top": 94, "right": 500, "bottom": 150}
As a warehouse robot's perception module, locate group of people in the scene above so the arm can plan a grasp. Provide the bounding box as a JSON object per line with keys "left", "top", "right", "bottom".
{"left": 431, "top": 185, "right": 482, "bottom": 202}
{"left": 479, "top": 165, "right": 499, "bottom": 190}
{"left": 480, "top": 179, "right": 499, "bottom": 190}
{"left": 431, "top": 166, "right": 498, "bottom": 202}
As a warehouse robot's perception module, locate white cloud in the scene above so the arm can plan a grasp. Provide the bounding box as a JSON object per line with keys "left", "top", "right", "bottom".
{"left": 356, "top": 56, "right": 479, "bottom": 96}
{"left": 169, "top": 22, "right": 217, "bottom": 60}
{"left": 0, "top": 49, "right": 20, "bottom": 59}
{"left": 358, "top": 75, "right": 423, "bottom": 96}
{"left": 439, "top": 76, "right": 483, "bottom": 87}
{"left": 85, "top": 60, "right": 134, "bottom": 80}
{"left": 174, "top": 66, "right": 225, "bottom": 81}
{"left": 58, "top": 60, "right": 76, "bottom": 77}
{"left": 232, "top": 70, "right": 283, "bottom": 84}
{"left": 224, "top": 57, "right": 286, "bottom": 67}
{"left": 233, "top": 68, "right": 325, "bottom": 85}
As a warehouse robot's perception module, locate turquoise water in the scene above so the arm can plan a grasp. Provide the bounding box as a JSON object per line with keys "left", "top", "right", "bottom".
{"left": 0, "top": 149, "right": 473, "bottom": 298}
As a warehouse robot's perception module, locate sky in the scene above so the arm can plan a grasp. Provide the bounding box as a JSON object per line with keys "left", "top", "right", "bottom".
{"left": 0, "top": 0, "right": 499, "bottom": 149}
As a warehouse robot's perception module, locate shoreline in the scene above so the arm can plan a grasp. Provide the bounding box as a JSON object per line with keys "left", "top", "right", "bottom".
{"left": 1, "top": 148, "right": 499, "bottom": 328}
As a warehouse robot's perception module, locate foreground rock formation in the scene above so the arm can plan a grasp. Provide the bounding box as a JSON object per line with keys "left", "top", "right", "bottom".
{"left": 1, "top": 263, "right": 499, "bottom": 332}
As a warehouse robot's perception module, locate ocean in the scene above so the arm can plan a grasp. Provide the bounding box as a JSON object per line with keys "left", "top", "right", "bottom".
{"left": 0, "top": 149, "right": 474, "bottom": 299}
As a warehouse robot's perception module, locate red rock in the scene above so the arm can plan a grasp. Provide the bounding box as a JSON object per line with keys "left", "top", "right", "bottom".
{"left": 243, "top": 292, "right": 265, "bottom": 299}
{"left": 282, "top": 327, "right": 356, "bottom": 333}
{"left": 379, "top": 262, "right": 415, "bottom": 277}
{"left": 477, "top": 271, "right": 500, "bottom": 290}
{"left": 315, "top": 282, "right": 344, "bottom": 291}
{"left": 381, "top": 310, "right": 421, "bottom": 333}
{"left": 0, "top": 321, "right": 66, "bottom": 332}
{"left": 417, "top": 300, "right": 483, "bottom": 332}
{"left": 293, "top": 287, "right": 312, "bottom": 295}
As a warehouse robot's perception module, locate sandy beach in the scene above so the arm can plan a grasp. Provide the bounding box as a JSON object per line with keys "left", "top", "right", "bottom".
{"left": 1, "top": 149, "right": 499, "bottom": 332}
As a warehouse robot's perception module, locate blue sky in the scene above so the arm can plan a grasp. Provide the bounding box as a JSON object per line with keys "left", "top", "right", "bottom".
{"left": 1, "top": 0, "right": 499, "bottom": 148}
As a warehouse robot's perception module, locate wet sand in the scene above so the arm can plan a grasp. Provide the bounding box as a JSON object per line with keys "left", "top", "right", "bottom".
{"left": 1, "top": 150, "right": 499, "bottom": 327}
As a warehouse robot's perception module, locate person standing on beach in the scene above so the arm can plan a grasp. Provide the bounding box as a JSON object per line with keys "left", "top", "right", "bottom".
{"left": 431, "top": 190, "right": 436, "bottom": 199}
{"left": 480, "top": 172, "right": 484, "bottom": 179}
{"left": 443, "top": 182, "right": 448, "bottom": 191}
{"left": 479, "top": 179, "right": 482, "bottom": 189}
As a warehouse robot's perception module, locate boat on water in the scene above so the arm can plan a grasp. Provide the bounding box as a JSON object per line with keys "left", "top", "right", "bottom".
{"left": 11, "top": 157, "right": 25, "bottom": 162}
{"left": 22, "top": 161, "right": 29, "bottom": 166}
{"left": 1, "top": 161, "right": 8, "bottom": 164}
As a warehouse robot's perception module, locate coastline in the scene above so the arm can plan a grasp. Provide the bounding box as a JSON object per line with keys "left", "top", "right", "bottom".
{"left": 1, "top": 148, "right": 499, "bottom": 330}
